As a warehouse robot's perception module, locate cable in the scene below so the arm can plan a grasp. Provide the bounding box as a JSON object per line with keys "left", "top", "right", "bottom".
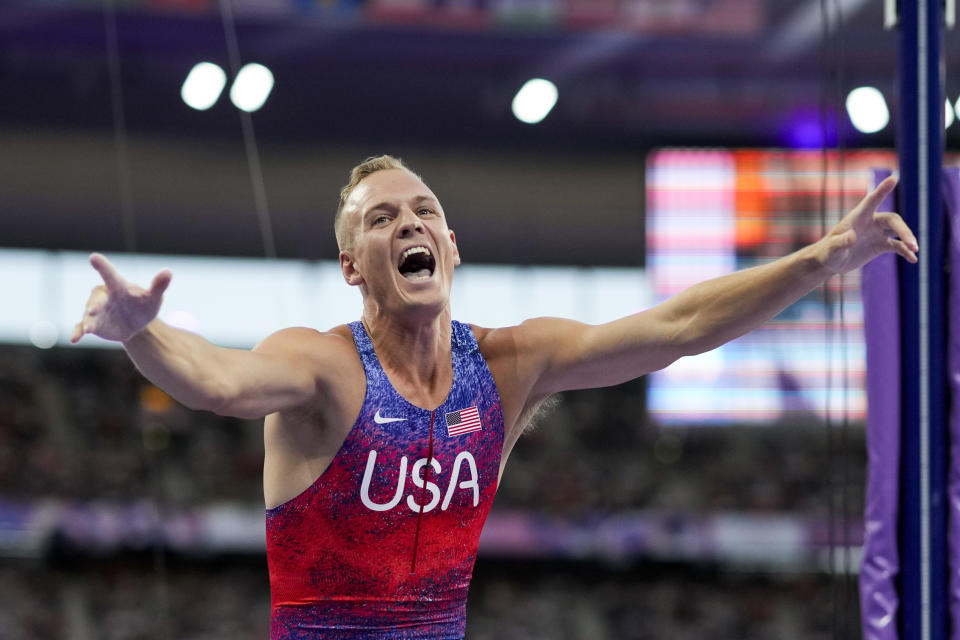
{"left": 817, "top": 0, "right": 840, "bottom": 637}
{"left": 819, "top": 0, "right": 854, "bottom": 636}
{"left": 99, "top": 3, "right": 279, "bottom": 637}
{"left": 217, "top": 0, "right": 277, "bottom": 260}
{"left": 102, "top": 3, "right": 172, "bottom": 639}
{"left": 102, "top": 0, "right": 137, "bottom": 254}
{"left": 829, "top": 1, "right": 855, "bottom": 635}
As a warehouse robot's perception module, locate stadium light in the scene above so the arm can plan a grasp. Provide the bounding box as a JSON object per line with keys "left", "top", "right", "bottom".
{"left": 230, "top": 63, "right": 275, "bottom": 113}
{"left": 512, "top": 78, "right": 558, "bottom": 124}
{"left": 181, "top": 62, "right": 228, "bottom": 111}
{"left": 845, "top": 86, "right": 889, "bottom": 134}
{"left": 948, "top": 98, "right": 957, "bottom": 129}
{"left": 955, "top": 95, "right": 960, "bottom": 123}
{"left": 29, "top": 320, "right": 58, "bottom": 349}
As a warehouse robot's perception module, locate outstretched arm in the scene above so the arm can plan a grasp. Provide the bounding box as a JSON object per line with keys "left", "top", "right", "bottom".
{"left": 521, "top": 176, "right": 917, "bottom": 395}
{"left": 72, "top": 253, "right": 344, "bottom": 419}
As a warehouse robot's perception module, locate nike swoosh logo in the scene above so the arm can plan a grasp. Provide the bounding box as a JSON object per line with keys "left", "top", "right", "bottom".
{"left": 374, "top": 410, "right": 407, "bottom": 424}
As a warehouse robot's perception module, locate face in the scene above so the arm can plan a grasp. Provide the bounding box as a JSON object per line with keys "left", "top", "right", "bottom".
{"left": 339, "top": 169, "right": 460, "bottom": 316}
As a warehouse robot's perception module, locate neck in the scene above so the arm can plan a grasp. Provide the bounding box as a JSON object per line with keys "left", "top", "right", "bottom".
{"left": 362, "top": 304, "right": 453, "bottom": 408}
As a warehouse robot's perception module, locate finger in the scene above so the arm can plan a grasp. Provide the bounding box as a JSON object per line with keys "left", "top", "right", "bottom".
{"left": 149, "top": 269, "right": 172, "bottom": 298}
{"left": 860, "top": 176, "right": 898, "bottom": 215}
{"left": 877, "top": 212, "right": 920, "bottom": 252}
{"left": 70, "top": 321, "right": 85, "bottom": 343}
{"left": 90, "top": 253, "right": 126, "bottom": 291}
{"left": 888, "top": 238, "right": 918, "bottom": 263}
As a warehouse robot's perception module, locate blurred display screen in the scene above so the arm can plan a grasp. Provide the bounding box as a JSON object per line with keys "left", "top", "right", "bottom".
{"left": 11, "top": 0, "right": 763, "bottom": 34}
{"left": 645, "top": 148, "right": 897, "bottom": 425}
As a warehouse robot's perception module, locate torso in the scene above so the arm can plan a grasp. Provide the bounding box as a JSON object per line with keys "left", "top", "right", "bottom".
{"left": 265, "top": 320, "right": 506, "bottom": 639}
{"left": 263, "top": 322, "right": 539, "bottom": 509}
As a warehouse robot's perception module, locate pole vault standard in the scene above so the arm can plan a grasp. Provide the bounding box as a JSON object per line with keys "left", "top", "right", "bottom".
{"left": 892, "top": 1, "right": 950, "bottom": 639}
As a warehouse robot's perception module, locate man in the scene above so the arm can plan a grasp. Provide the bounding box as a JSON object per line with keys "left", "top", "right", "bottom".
{"left": 72, "top": 155, "right": 917, "bottom": 639}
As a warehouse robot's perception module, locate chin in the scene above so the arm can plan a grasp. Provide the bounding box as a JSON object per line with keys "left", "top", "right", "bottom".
{"left": 399, "top": 287, "right": 450, "bottom": 316}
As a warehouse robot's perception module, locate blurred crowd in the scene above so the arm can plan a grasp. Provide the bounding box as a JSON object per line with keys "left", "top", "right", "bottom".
{"left": 0, "top": 343, "right": 867, "bottom": 638}
{"left": 0, "top": 559, "right": 855, "bottom": 640}
{"left": 0, "top": 345, "right": 262, "bottom": 504}
{"left": 0, "top": 344, "right": 864, "bottom": 516}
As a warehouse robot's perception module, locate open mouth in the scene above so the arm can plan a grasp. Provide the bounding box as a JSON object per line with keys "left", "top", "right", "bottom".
{"left": 398, "top": 246, "right": 436, "bottom": 281}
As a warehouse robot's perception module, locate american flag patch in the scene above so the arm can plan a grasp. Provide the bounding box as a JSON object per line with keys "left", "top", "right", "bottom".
{"left": 445, "top": 406, "right": 482, "bottom": 437}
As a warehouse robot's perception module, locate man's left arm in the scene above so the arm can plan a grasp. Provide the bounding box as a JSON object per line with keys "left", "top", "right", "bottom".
{"left": 522, "top": 176, "right": 917, "bottom": 396}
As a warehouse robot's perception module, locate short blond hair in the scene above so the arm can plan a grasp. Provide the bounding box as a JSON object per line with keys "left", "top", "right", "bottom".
{"left": 335, "top": 155, "right": 419, "bottom": 250}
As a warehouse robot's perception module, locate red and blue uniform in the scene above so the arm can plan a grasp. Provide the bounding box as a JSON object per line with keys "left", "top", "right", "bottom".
{"left": 267, "top": 320, "right": 504, "bottom": 639}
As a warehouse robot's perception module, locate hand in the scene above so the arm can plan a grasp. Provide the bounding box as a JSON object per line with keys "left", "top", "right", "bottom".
{"left": 70, "top": 253, "right": 172, "bottom": 343}
{"left": 819, "top": 176, "right": 919, "bottom": 275}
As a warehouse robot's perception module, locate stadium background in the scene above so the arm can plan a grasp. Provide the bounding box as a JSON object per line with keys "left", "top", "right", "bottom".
{"left": 1, "top": 1, "right": 959, "bottom": 638}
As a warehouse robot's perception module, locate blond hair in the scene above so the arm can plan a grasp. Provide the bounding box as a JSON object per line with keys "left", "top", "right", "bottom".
{"left": 335, "top": 155, "right": 419, "bottom": 250}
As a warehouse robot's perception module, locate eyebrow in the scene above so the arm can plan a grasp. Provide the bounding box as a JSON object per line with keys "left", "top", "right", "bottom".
{"left": 364, "top": 195, "right": 440, "bottom": 216}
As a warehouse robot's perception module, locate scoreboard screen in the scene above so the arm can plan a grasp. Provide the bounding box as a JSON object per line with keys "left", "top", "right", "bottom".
{"left": 645, "top": 149, "right": 898, "bottom": 425}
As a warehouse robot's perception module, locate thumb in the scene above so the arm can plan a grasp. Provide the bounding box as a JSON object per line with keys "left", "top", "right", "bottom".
{"left": 149, "top": 269, "right": 172, "bottom": 298}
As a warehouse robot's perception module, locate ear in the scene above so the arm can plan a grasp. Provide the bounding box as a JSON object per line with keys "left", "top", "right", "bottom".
{"left": 340, "top": 251, "right": 364, "bottom": 287}
{"left": 449, "top": 229, "right": 461, "bottom": 267}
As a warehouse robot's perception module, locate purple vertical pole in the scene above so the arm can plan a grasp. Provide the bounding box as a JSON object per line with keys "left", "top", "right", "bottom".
{"left": 860, "top": 170, "right": 901, "bottom": 640}
{"left": 944, "top": 167, "right": 960, "bottom": 639}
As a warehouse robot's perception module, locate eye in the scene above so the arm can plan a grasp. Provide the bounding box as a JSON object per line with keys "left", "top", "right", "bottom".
{"left": 417, "top": 208, "right": 436, "bottom": 217}
{"left": 372, "top": 215, "right": 390, "bottom": 226}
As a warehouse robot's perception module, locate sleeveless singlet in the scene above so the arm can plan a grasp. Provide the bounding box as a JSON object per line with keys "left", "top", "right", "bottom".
{"left": 266, "top": 320, "right": 504, "bottom": 640}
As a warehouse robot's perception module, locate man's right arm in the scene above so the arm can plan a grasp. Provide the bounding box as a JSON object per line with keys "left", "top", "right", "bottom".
{"left": 73, "top": 253, "right": 346, "bottom": 420}
{"left": 122, "top": 321, "right": 342, "bottom": 419}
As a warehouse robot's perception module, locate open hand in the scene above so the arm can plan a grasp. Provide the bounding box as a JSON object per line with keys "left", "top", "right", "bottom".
{"left": 70, "top": 253, "right": 172, "bottom": 343}
{"left": 820, "top": 176, "right": 919, "bottom": 274}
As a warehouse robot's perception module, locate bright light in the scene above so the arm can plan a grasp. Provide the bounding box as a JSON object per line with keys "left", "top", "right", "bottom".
{"left": 230, "top": 63, "right": 275, "bottom": 113}
{"left": 948, "top": 98, "right": 956, "bottom": 129}
{"left": 845, "top": 86, "right": 889, "bottom": 134}
{"left": 181, "top": 62, "right": 227, "bottom": 111}
{"left": 29, "top": 320, "right": 57, "bottom": 349}
{"left": 955, "top": 96, "right": 960, "bottom": 123}
{"left": 512, "top": 78, "right": 558, "bottom": 124}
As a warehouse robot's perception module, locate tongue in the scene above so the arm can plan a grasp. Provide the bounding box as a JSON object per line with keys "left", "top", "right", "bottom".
{"left": 403, "top": 268, "right": 432, "bottom": 280}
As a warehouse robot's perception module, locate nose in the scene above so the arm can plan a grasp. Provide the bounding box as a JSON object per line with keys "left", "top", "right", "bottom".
{"left": 396, "top": 207, "right": 424, "bottom": 238}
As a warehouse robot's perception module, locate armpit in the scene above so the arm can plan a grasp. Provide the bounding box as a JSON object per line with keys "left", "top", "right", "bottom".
{"left": 519, "top": 394, "right": 561, "bottom": 435}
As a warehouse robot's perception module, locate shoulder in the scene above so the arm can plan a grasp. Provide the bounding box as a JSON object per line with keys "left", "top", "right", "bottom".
{"left": 470, "top": 319, "right": 576, "bottom": 441}
{"left": 470, "top": 323, "right": 514, "bottom": 361}
{"left": 471, "top": 317, "right": 584, "bottom": 392}
{"left": 253, "top": 324, "right": 364, "bottom": 385}
{"left": 254, "top": 324, "right": 357, "bottom": 357}
{"left": 472, "top": 317, "right": 586, "bottom": 363}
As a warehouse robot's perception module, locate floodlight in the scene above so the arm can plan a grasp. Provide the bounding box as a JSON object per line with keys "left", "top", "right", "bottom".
{"left": 230, "top": 63, "right": 275, "bottom": 113}
{"left": 846, "top": 87, "right": 889, "bottom": 134}
{"left": 29, "top": 320, "right": 57, "bottom": 349}
{"left": 181, "top": 62, "right": 227, "bottom": 111}
{"left": 512, "top": 78, "right": 558, "bottom": 124}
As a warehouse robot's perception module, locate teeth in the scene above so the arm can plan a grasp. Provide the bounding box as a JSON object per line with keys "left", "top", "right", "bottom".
{"left": 401, "top": 246, "right": 431, "bottom": 260}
